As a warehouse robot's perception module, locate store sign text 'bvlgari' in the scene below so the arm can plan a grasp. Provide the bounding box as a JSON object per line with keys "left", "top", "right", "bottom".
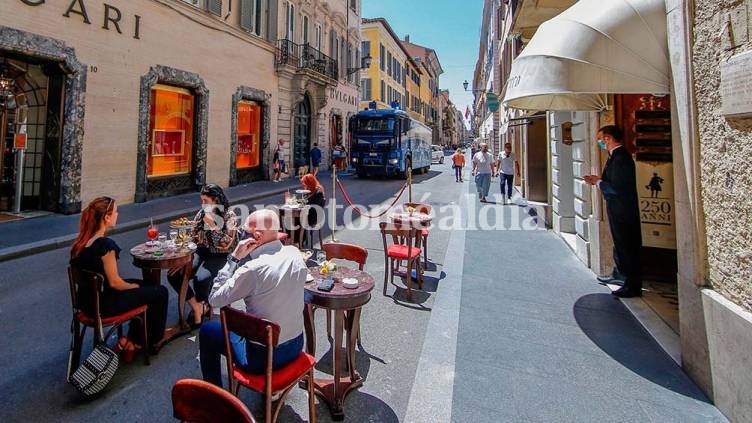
{"left": 328, "top": 88, "right": 357, "bottom": 106}
{"left": 19, "top": 0, "right": 142, "bottom": 40}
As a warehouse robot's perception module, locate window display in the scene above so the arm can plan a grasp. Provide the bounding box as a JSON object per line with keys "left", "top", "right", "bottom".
{"left": 236, "top": 101, "right": 261, "bottom": 168}
{"left": 147, "top": 85, "right": 194, "bottom": 177}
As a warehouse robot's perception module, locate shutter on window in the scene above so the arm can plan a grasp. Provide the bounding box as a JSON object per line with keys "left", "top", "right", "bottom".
{"left": 240, "top": 0, "right": 253, "bottom": 31}
{"left": 267, "top": 0, "right": 278, "bottom": 41}
{"left": 207, "top": 0, "right": 222, "bottom": 16}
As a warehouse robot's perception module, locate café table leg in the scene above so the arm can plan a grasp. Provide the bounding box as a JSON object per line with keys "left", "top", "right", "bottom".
{"left": 176, "top": 261, "right": 192, "bottom": 330}
{"left": 344, "top": 308, "right": 362, "bottom": 382}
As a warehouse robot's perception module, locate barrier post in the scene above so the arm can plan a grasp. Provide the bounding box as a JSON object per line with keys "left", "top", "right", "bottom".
{"left": 330, "top": 164, "right": 337, "bottom": 242}
{"left": 407, "top": 166, "right": 413, "bottom": 204}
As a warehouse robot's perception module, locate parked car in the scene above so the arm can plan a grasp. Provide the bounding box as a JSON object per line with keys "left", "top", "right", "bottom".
{"left": 431, "top": 145, "right": 444, "bottom": 164}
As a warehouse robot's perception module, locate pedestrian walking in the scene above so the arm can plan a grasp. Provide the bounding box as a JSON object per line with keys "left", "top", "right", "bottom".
{"left": 584, "top": 125, "right": 642, "bottom": 297}
{"left": 451, "top": 148, "right": 465, "bottom": 182}
{"left": 471, "top": 142, "right": 495, "bottom": 202}
{"left": 495, "top": 142, "right": 520, "bottom": 204}
{"left": 310, "top": 143, "right": 322, "bottom": 176}
{"left": 273, "top": 140, "right": 285, "bottom": 182}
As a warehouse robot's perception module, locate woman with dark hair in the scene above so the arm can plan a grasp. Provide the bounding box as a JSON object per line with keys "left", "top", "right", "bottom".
{"left": 70, "top": 197, "right": 168, "bottom": 360}
{"left": 167, "top": 184, "right": 238, "bottom": 328}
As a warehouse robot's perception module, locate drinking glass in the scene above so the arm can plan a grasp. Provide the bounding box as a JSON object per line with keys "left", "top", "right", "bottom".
{"left": 147, "top": 225, "right": 159, "bottom": 247}
{"left": 157, "top": 234, "right": 167, "bottom": 250}
{"left": 169, "top": 229, "right": 178, "bottom": 245}
{"left": 315, "top": 251, "right": 327, "bottom": 266}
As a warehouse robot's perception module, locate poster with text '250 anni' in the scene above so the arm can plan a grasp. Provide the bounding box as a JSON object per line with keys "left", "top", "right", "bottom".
{"left": 637, "top": 161, "right": 676, "bottom": 249}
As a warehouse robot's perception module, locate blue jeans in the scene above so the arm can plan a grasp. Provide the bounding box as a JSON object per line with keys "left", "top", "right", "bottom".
{"left": 199, "top": 320, "right": 304, "bottom": 388}
{"left": 500, "top": 173, "right": 514, "bottom": 199}
{"left": 454, "top": 166, "right": 463, "bottom": 181}
{"left": 475, "top": 173, "right": 491, "bottom": 198}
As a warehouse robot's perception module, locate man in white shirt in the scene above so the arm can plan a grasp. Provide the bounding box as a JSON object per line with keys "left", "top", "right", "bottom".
{"left": 495, "top": 143, "right": 520, "bottom": 204}
{"left": 471, "top": 142, "right": 495, "bottom": 202}
{"left": 199, "top": 209, "right": 308, "bottom": 386}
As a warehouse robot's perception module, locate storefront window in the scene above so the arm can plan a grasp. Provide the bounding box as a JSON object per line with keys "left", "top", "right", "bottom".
{"left": 236, "top": 101, "right": 261, "bottom": 168}
{"left": 147, "top": 84, "right": 194, "bottom": 177}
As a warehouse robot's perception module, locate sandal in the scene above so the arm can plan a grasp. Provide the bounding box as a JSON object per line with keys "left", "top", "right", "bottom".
{"left": 114, "top": 337, "right": 141, "bottom": 363}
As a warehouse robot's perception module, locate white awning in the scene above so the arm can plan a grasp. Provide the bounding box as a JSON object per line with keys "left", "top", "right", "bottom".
{"left": 503, "top": 0, "right": 670, "bottom": 112}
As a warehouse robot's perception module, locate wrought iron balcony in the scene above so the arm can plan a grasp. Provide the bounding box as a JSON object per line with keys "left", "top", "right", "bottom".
{"left": 276, "top": 39, "right": 338, "bottom": 81}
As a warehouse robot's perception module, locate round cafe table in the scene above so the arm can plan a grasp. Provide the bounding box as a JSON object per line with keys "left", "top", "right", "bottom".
{"left": 304, "top": 266, "right": 374, "bottom": 420}
{"left": 389, "top": 211, "right": 432, "bottom": 228}
{"left": 130, "top": 242, "right": 197, "bottom": 350}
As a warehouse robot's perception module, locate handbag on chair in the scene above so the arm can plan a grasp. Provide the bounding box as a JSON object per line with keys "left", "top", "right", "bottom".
{"left": 69, "top": 343, "right": 119, "bottom": 396}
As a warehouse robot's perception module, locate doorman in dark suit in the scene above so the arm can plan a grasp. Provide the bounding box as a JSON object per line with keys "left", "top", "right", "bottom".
{"left": 584, "top": 125, "right": 642, "bottom": 298}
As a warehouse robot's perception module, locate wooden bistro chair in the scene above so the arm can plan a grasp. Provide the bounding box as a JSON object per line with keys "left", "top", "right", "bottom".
{"left": 67, "top": 267, "right": 150, "bottom": 380}
{"left": 379, "top": 222, "right": 423, "bottom": 301}
{"left": 172, "top": 378, "right": 256, "bottom": 423}
{"left": 321, "top": 242, "right": 369, "bottom": 340}
{"left": 403, "top": 202, "right": 432, "bottom": 268}
{"left": 220, "top": 307, "right": 317, "bottom": 423}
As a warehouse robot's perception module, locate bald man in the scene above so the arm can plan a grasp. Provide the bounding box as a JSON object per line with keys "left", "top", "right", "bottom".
{"left": 199, "top": 209, "right": 308, "bottom": 387}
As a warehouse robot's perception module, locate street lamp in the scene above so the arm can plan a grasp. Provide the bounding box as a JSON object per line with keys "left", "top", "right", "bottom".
{"left": 347, "top": 54, "right": 372, "bottom": 76}
{"left": 462, "top": 80, "right": 486, "bottom": 94}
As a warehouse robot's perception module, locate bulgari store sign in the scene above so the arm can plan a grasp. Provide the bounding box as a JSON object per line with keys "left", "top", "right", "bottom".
{"left": 19, "top": 0, "right": 143, "bottom": 39}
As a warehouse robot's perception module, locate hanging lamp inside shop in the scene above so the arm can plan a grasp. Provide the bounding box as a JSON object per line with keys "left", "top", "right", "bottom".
{"left": 502, "top": 0, "right": 670, "bottom": 112}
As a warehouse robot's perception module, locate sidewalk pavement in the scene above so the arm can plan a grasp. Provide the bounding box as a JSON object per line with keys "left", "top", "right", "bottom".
{"left": 0, "top": 172, "right": 343, "bottom": 262}
{"left": 404, "top": 181, "right": 727, "bottom": 422}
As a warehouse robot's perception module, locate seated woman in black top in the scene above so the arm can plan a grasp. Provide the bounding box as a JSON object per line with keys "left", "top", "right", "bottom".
{"left": 70, "top": 197, "right": 168, "bottom": 359}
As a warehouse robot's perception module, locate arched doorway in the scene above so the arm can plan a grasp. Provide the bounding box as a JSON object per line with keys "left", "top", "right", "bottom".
{"left": 293, "top": 95, "right": 311, "bottom": 174}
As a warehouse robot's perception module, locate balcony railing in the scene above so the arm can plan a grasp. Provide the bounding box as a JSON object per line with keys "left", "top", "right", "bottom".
{"left": 276, "top": 39, "right": 338, "bottom": 80}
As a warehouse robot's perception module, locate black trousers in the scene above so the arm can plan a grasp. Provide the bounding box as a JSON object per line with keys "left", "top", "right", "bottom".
{"left": 167, "top": 251, "right": 227, "bottom": 303}
{"left": 100, "top": 279, "right": 168, "bottom": 348}
{"left": 609, "top": 220, "right": 642, "bottom": 291}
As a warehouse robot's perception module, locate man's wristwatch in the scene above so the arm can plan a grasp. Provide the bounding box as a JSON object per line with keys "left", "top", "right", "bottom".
{"left": 228, "top": 255, "right": 241, "bottom": 265}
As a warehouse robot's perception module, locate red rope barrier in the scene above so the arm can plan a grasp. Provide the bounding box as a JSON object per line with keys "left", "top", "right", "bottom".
{"left": 337, "top": 179, "right": 407, "bottom": 219}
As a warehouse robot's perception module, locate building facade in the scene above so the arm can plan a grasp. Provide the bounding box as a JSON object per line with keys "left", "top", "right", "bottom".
{"left": 402, "top": 38, "right": 443, "bottom": 145}
{"left": 359, "top": 17, "right": 417, "bottom": 116}
{"left": 274, "top": 0, "right": 361, "bottom": 176}
{"left": 495, "top": 0, "right": 752, "bottom": 421}
{"left": 0, "top": 0, "right": 358, "bottom": 215}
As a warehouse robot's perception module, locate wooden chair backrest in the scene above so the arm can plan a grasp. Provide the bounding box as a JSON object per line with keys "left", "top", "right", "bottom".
{"left": 172, "top": 378, "right": 256, "bottom": 423}
{"left": 221, "top": 306, "right": 280, "bottom": 348}
{"left": 379, "top": 222, "right": 419, "bottom": 253}
{"left": 68, "top": 266, "right": 106, "bottom": 339}
{"left": 322, "top": 242, "right": 368, "bottom": 270}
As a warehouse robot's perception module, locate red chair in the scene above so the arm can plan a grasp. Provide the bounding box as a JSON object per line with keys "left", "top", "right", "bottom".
{"left": 321, "top": 242, "right": 369, "bottom": 340}
{"left": 379, "top": 222, "right": 423, "bottom": 301}
{"left": 403, "top": 202, "right": 432, "bottom": 268}
{"left": 221, "top": 307, "right": 317, "bottom": 423}
{"left": 67, "top": 267, "right": 149, "bottom": 380}
{"left": 172, "top": 378, "right": 256, "bottom": 423}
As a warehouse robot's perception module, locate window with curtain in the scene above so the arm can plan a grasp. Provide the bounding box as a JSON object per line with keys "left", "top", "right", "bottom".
{"left": 147, "top": 85, "right": 194, "bottom": 177}
{"left": 236, "top": 101, "right": 261, "bottom": 169}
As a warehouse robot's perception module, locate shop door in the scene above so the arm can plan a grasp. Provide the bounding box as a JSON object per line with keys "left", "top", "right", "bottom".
{"left": 293, "top": 96, "right": 311, "bottom": 173}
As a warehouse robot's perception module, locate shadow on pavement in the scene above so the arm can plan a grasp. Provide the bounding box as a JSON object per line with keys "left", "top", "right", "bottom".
{"left": 573, "top": 293, "right": 711, "bottom": 403}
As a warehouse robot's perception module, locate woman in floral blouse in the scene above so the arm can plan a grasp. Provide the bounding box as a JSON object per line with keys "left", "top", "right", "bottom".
{"left": 167, "top": 184, "right": 238, "bottom": 328}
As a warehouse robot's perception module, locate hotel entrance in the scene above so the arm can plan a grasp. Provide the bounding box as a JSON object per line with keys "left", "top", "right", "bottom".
{"left": 0, "top": 56, "right": 65, "bottom": 216}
